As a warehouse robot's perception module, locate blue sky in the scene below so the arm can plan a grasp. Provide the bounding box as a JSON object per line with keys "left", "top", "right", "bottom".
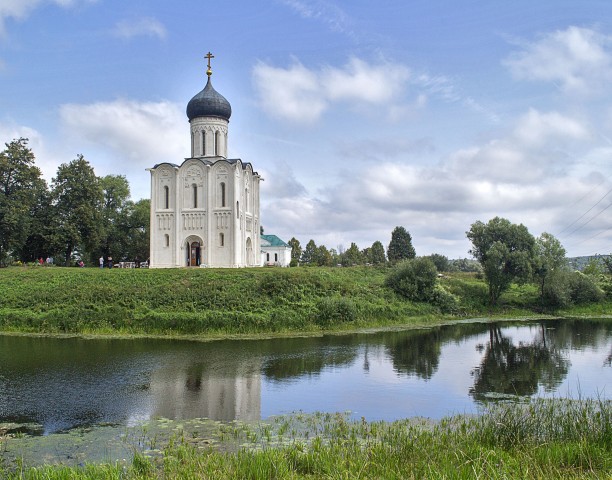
{"left": 2, "top": 0, "right": 612, "bottom": 258}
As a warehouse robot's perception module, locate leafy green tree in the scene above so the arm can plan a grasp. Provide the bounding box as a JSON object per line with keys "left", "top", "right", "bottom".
{"left": 582, "top": 257, "right": 603, "bottom": 275}
{"left": 427, "top": 253, "right": 450, "bottom": 272}
{"left": 0, "top": 138, "right": 46, "bottom": 265}
{"left": 533, "top": 233, "right": 567, "bottom": 303}
{"left": 448, "top": 258, "right": 481, "bottom": 273}
{"left": 385, "top": 257, "right": 438, "bottom": 301}
{"left": 119, "top": 198, "right": 150, "bottom": 264}
{"left": 315, "top": 244, "right": 333, "bottom": 266}
{"left": 300, "top": 239, "right": 317, "bottom": 265}
{"left": 98, "top": 175, "right": 131, "bottom": 263}
{"left": 369, "top": 240, "right": 387, "bottom": 265}
{"left": 342, "top": 242, "right": 363, "bottom": 266}
{"left": 467, "top": 217, "right": 535, "bottom": 306}
{"left": 288, "top": 237, "right": 302, "bottom": 267}
{"left": 387, "top": 226, "right": 416, "bottom": 263}
{"left": 51, "top": 155, "right": 103, "bottom": 266}
{"left": 599, "top": 254, "right": 612, "bottom": 275}
{"left": 14, "top": 187, "right": 55, "bottom": 263}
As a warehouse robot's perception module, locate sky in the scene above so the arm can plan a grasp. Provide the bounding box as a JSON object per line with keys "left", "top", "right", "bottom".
{"left": 1, "top": 0, "right": 612, "bottom": 259}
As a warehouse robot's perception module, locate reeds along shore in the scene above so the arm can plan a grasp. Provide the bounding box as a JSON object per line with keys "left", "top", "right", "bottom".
{"left": 2, "top": 398, "right": 611, "bottom": 478}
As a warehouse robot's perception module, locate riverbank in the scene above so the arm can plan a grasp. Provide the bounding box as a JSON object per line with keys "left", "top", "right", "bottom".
{"left": 2, "top": 398, "right": 611, "bottom": 479}
{"left": 1, "top": 266, "right": 610, "bottom": 338}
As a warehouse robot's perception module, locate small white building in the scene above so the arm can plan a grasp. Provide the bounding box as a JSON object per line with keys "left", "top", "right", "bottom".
{"left": 260, "top": 235, "right": 291, "bottom": 267}
{"left": 148, "top": 55, "right": 261, "bottom": 268}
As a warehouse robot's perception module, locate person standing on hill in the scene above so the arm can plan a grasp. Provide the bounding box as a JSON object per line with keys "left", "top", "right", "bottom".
{"left": 99, "top": 256, "right": 104, "bottom": 269}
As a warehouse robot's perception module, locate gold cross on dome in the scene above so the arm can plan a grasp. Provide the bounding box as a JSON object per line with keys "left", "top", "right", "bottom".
{"left": 205, "top": 51, "right": 214, "bottom": 76}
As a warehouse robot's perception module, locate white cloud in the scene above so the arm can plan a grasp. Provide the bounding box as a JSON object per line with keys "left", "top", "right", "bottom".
{"left": 513, "top": 109, "right": 589, "bottom": 147}
{"left": 253, "top": 57, "right": 411, "bottom": 123}
{"left": 112, "top": 17, "right": 167, "bottom": 40}
{"left": 0, "top": 0, "right": 95, "bottom": 37}
{"left": 279, "top": 0, "right": 355, "bottom": 39}
{"left": 252, "top": 59, "right": 328, "bottom": 123}
{"left": 504, "top": 26, "right": 612, "bottom": 93}
{"left": 322, "top": 57, "right": 410, "bottom": 103}
{"left": 58, "top": 99, "right": 185, "bottom": 198}
{"left": 260, "top": 102, "right": 610, "bottom": 258}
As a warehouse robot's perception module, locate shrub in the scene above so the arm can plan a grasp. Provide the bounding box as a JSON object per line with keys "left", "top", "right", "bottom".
{"left": 542, "top": 271, "right": 604, "bottom": 308}
{"left": 385, "top": 257, "right": 438, "bottom": 302}
{"left": 430, "top": 284, "right": 460, "bottom": 313}
{"left": 568, "top": 272, "right": 604, "bottom": 304}
{"left": 314, "top": 297, "right": 357, "bottom": 326}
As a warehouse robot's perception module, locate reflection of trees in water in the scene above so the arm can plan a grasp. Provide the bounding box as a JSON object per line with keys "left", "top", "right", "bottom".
{"left": 470, "top": 323, "right": 570, "bottom": 401}
{"left": 383, "top": 322, "right": 492, "bottom": 380}
{"left": 262, "top": 336, "right": 358, "bottom": 382}
{"left": 385, "top": 329, "right": 442, "bottom": 379}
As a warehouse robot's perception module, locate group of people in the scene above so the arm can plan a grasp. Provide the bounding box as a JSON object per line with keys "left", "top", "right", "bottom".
{"left": 99, "top": 256, "right": 113, "bottom": 269}
{"left": 37, "top": 257, "right": 53, "bottom": 266}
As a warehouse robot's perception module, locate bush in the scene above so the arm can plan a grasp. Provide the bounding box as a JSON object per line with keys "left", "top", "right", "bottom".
{"left": 542, "top": 271, "right": 604, "bottom": 308}
{"left": 430, "top": 284, "right": 460, "bottom": 313}
{"left": 385, "top": 257, "right": 438, "bottom": 302}
{"left": 568, "top": 272, "right": 604, "bottom": 304}
{"left": 314, "top": 297, "right": 357, "bottom": 326}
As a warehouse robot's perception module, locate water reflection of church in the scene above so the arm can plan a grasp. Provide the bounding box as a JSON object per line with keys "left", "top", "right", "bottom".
{"left": 148, "top": 358, "right": 261, "bottom": 421}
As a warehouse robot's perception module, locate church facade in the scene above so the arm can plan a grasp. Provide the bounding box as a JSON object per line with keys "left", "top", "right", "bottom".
{"left": 148, "top": 55, "right": 261, "bottom": 268}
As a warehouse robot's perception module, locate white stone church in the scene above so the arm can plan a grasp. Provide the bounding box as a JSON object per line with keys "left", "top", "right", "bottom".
{"left": 148, "top": 55, "right": 261, "bottom": 268}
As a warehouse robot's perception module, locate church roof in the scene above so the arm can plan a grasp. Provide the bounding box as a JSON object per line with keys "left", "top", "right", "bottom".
{"left": 261, "top": 234, "right": 290, "bottom": 248}
{"left": 186, "top": 77, "right": 232, "bottom": 121}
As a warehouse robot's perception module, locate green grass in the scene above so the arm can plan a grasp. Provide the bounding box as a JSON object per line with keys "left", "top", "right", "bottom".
{"left": 0, "top": 266, "right": 610, "bottom": 337}
{"left": 3, "top": 398, "right": 611, "bottom": 479}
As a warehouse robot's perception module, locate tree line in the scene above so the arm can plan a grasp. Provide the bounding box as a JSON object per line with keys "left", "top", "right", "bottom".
{"left": 287, "top": 226, "right": 480, "bottom": 272}
{"left": 0, "top": 138, "right": 149, "bottom": 267}
{"left": 289, "top": 217, "right": 610, "bottom": 309}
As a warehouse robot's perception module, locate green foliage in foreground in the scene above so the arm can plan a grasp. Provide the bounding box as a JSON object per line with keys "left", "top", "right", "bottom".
{"left": 0, "top": 266, "right": 610, "bottom": 336}
{"left": 3, "top": 398, "right": 611, "bottom": 479}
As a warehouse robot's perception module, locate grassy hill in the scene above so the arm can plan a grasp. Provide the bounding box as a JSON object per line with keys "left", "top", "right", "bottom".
{"left": 0, "top": 266, "right": 609, "bottom": 337}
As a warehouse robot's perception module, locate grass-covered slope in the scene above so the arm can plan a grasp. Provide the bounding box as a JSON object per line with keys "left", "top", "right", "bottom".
{"left": 0, "top": 266, "right": 609, "bottom": 336}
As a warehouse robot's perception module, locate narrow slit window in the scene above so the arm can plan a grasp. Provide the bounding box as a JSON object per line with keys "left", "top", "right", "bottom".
{"left": 220, "top": 233, "right": 225, "bottom": 247}
{"left": 164, "top": 234, "right": 169, "bottom": 247}
{"left": 164, "top": 186, "right": 169, "bottom": 209}
{"left": 220, "top": 182, "right": 226, "bottom": 207}
{"left": 193, "top": 184, "right": 197, "bottom": 208}
{"left": 215, "top": 131, "right": 220, "bottom": 156}
{"left": 202, "top": 131, "right": 206, "bottom": 156}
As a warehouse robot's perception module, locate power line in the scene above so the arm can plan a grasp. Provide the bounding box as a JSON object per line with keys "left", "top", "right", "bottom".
{"left": 557, "top": 186, "right": 612, "bottom": 236}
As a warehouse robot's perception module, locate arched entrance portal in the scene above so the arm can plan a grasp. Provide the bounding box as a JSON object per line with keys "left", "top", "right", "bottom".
{"left": 185, "top": 235, "right": 204, "bottom": 266}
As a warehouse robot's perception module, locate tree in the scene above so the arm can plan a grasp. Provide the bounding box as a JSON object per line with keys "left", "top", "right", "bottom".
{"left": 533, "top": 232, "right": 567, "bottom": 303}
{"left": 385, "top": 257, "right": 438, "bottom": 301}
{"left": 300, "top": 239, "right": 317, "bottom": 265}
{"left": 387, "top": 226, "right": 416, "bottom": 263}
{"left": 51, "top": 155, "right": 103, "bottom": 266}
{"left": 467, "top": 217, "right": 535, "bottom": 306}
{"left": 342, "top": 242, "right": 363, "bottom": 266}
{"left": 98, "top": 175, "right": 131, "bottom": 263}
{"left": 315, "top": 244, "right": 333, "bottom": 266}
{"left": 427, "top": 253, "right": 450, "bottom": 272}
{"left": 599, "top": 254, "right": 612, "bottom": 275}
{"left": 0, "top": 138, "right": 46, "bottom": 265}
{"left": 288, "top": 237, "right": 302, "bottom": 267}
{"left": 370, "top": 241, "right": 387, "bottom": 265}
{"left": 119, "top": 198, "right": 150, "bottom": 264}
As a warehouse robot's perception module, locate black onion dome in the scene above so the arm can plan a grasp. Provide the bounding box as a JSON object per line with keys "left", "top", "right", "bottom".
{"left": 186, "top": 77, "right": 232, "bottom": 121}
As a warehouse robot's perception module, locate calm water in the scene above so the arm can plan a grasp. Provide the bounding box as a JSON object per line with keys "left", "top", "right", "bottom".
{"left": 1, "top": 318, "right": 611, "bottom": 434}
